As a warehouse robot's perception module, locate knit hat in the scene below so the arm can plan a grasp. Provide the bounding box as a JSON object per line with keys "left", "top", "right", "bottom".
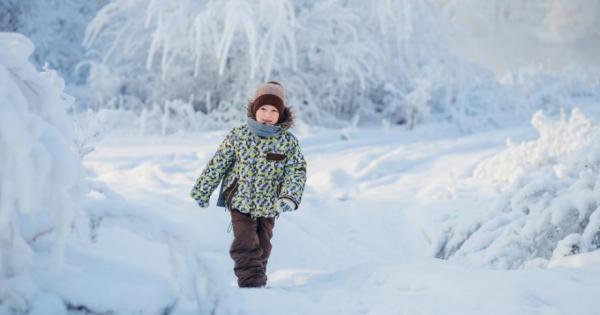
{"left": 251, "top": 81, "right": 285, "bottom": 119}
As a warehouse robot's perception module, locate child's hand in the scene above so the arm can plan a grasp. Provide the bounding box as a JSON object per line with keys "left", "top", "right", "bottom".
{"left": 196, "top": 199, "right": 209, "bottom": 208}
{"left": 275, "top": 198, "right": 295, "bottom": 214}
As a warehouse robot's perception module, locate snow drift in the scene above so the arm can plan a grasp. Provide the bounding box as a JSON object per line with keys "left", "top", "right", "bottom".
{"left": 434, "top": 108, "right": 600, "bottom": 269}
{"left": 0, "top": 32, "right": 86, "bottom": 313}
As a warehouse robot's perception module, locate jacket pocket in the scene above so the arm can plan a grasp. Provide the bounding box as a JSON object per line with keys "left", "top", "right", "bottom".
{"left": 224, "top": 178, "right": 239, "bottom": 209}
{"left": 266, "top": 152, "right": 286, "bottom": 161}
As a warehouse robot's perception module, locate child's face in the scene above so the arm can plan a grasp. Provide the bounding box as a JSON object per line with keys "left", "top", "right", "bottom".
{"left": 255, "top": 105, "right": 280, "bottom": 125}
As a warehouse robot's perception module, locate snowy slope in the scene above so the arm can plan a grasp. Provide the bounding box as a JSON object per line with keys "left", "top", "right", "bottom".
{"left": 63, "top": 114, "right": 600, "bottom": 315}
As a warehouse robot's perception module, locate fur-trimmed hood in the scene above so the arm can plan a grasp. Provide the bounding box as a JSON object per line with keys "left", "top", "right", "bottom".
{"left": 246, "top": 102, "right": 295, "bottom": 130}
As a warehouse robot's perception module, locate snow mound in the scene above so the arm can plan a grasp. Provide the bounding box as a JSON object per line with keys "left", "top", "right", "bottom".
{"left": 436, "top": 108, "right": 600, "bottom": 269}
{"left": 0, "top": 32, "right": 86, "bottom": 312}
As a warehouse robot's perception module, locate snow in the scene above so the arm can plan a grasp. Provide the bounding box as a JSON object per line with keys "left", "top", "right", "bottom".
{"left": 40, "top": 110, "right": 594, "bottom": 315}
{"left": 0, "top": 32, "right": 86, "bottom": 313}
{"left": 2, "top": 13, "right": 600, "bottom": 314}
{"left": 69, "top": 0, "right": 600, "bottom": 130}
{"left": 549, "top": 250, "right": 600, "bottom": 268}
{"left": 3, "top": 108, "right": 600, "bottom": 313}
{"left": 431, "top": 108, "right": 600, "bottom": 269}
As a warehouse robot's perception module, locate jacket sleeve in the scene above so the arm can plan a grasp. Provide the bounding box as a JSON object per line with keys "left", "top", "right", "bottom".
{"left": 190, "top": 130, "right": 236, "bottom": 204}
{"left": 279, "top": 135, "right": 307, "bottom": 209}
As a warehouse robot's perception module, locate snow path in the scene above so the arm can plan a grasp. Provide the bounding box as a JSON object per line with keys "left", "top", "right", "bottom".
{"left": 75, "top": 124, "right": 600, "bottom": 315}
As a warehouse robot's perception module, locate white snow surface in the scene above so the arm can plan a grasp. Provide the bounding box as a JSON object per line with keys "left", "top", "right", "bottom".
{"left": 50, "top": 111, "right": 598, "bottom": 315}
{"left": 2, "top": 31, "right": 600, "bottom": 315}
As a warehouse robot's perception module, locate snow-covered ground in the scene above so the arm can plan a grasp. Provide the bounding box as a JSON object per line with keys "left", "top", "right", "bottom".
{"left": 3, "top": 30, "right": 600, "bottom": 315}
{"left": 43, "top": 115, "right": 598, "bottom": 315}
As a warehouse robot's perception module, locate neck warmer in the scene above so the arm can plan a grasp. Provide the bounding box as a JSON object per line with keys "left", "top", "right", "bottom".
{"left": 246, "top": 117, "right": 282, "bottom": 138}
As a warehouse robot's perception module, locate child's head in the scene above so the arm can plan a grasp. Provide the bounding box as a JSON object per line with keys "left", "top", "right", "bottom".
{"left": 251, "top": 81, "right": 285, "bottom": 125}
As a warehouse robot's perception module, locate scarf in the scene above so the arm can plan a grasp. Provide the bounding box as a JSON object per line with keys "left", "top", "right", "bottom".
{"left": 246, "top": 117, "right": 282, "bottom": 138}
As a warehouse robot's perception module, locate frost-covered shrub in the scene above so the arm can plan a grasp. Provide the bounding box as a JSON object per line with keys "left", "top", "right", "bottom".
{"left": 0, "top": 39, "right": 216, "bottom": 308}
{"left": 0, "top": 32, "right": 86, "bottom": 309}
{"left": 2, "top": 0, "right": 599, "bottom": 133}
{"left": 80, "top": 0, "right": 387, "bottom": 125}
{"left": 6, "top": 0, "right": 600, "bottom": 132}
{"left": 435, "top": 108, "right": 600, "bottom": 269}
{"left": 81, "top": 0, "right": 557, "bottom": 130}
{"left": 0, "top": 2, "right": 19, "bottom": 32}
{"left": 0, "top": 0, "right": 108, "bottom": 84}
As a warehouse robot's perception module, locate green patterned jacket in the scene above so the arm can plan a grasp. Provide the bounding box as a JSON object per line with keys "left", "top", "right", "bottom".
{"left": 190, "top": 109, "right": 306, "bottom": 218}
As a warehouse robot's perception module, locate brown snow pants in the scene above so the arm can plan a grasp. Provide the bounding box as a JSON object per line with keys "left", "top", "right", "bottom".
{"left": 229, "top": 209, "right": 275, "bottom": 288}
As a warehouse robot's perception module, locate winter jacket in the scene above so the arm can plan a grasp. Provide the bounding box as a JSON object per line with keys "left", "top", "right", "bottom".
{"left": 190, "top": 107, "right": 306, "bottom": 218}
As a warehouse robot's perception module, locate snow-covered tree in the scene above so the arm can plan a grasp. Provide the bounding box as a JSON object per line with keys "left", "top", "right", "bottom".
{"left": 0, "top": 32, "right": 86, "bottom": 312}
{"left": 0, "top": 0, "right": 109, "bottom": 85}
{"left": 4, "top": 0, "right": 599, "bottom": 132}
{"left": 78, "top": 0, "right": 513, "bottom": 129}
{"left": 78, "top": 0, "right": 599, "bottom": 131}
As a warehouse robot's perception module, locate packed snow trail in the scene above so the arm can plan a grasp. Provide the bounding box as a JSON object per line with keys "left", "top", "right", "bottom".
{"left": 73, "top": 123, "right": 600, "bottom": 315}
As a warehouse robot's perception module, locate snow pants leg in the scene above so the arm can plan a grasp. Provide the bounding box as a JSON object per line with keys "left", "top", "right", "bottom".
{"left": 229, "top": 209, "right": 275, "bottom": 288}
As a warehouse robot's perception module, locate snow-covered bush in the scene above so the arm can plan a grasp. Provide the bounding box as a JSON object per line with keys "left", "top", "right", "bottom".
{"left": 434, "top": 108, "right": 600, "bottom": 269}
{"left": 0, "top": 0, "right": 108, "bottom": 84}
{"left": 5, "top": 0, "right": 600, "bottom": 132}
{"left": 80, "top": 0, "right": 557, "bottom": 131}
{"left": 0, "top": 32, "right": 86, "bottom": 312}
{"left": 0, "top": 34, "right": 216, "bottom": 309}
{"left": 80, "top": 0, "right": 384, "bottom": 125}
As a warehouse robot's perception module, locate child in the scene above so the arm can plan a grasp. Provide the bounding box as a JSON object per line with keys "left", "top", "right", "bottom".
{"left": 190, "top": 81, "right": 307, "bottom": 288}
